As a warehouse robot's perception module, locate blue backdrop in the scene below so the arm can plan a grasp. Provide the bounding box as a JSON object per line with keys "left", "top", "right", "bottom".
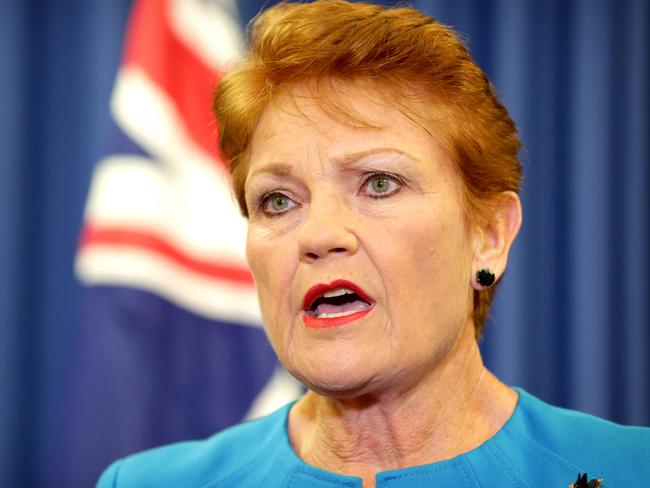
{"left": 0, "top": 0, "right": 647, "bottom": 487}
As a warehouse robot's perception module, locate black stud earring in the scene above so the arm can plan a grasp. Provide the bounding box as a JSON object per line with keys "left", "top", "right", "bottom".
{"left": 476, "top": 268, "right": 496, "bottom": 288}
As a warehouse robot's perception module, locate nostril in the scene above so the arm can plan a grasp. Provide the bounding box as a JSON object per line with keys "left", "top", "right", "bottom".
{"left": 303, "top": 247, "right": 346, "bottom": 261}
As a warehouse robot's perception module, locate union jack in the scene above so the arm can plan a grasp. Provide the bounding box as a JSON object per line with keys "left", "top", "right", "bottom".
{"left": 66, "top": 1, "right": 300, "bottom": 485}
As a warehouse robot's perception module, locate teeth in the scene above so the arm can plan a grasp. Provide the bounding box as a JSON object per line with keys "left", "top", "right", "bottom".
{"left": 322, "top": 287, "right": 354, "bottom": 298}
{"left": 316, "top": 310, "right": 359, "bottom": 319}
{"left": 314, "top": 302, "right": 370, "bottom": 319}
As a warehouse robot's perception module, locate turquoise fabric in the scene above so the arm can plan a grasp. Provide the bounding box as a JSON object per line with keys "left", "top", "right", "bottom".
{"left": 97, "top": 388, "right": 650, "bottom": 487}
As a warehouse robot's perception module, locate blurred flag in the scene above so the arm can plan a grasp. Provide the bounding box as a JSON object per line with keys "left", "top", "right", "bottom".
{"left": 64, "top": 0, "right": 301, "bottom": 485}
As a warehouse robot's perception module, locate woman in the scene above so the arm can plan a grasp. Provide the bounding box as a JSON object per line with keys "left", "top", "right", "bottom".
{"left": 98, "top": 1, "right": 649, "bottom": 486}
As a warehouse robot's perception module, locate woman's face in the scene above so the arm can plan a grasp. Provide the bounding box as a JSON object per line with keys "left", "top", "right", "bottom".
{"left": 244, "top": 85, "right": 476, "bottom": 397}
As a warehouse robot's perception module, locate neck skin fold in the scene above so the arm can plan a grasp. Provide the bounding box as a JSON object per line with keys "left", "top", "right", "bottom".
{"left": 287, "top": 320, "right": 518, "bottom": 488}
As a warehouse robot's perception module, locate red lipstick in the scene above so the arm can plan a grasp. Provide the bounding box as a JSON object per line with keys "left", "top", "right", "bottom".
{"left": 302, "top": 308, "right": 372, "bottom": 328}
{"left": 302, "top": 279, "right": 373, "bottom": 310}
{"left": 301, "top": 279, "right": 374, "bottom": 329}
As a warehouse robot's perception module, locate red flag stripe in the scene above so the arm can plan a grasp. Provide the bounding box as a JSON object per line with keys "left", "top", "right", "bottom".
{"left": 123, "top": 0, "right": 222, "bottom": 162}
{"left": 79, "top": 225, "right": 254, "bottom": 286}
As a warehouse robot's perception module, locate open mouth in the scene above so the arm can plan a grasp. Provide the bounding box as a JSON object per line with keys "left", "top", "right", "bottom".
{"left": 302, "top": 280, "right": 374, "bottom": 327}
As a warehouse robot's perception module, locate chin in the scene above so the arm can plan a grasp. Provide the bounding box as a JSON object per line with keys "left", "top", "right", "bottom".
{"left": 303, "top": 378, "right": 375, "bottom": 400}
{"left": 286, "top": 354, "right": 380, "bottom": 399}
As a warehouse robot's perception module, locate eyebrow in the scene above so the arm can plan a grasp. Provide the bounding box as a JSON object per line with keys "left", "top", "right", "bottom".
{"left": 247, "top": 147, "right": 418, "bottom": 179}
{"left": 335, "top": 147, "right": 417, "bottom": 167}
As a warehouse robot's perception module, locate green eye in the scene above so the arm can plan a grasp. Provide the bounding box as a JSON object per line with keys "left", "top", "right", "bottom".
{"left": 363, "top": 173, "right": 402, "bottom": 198}
{"left": 270, "top": 196, "right": 289, "bottom": 211}
{"left": 260, "top": 192, "right": 295, "bottom": 215}
{"left": 370, "top": 177, "right": 390, "bottom": 193}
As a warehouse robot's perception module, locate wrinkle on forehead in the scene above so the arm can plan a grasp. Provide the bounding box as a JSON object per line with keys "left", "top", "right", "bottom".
{"left": 246, "top": 77, "right": 456, "bottom": 194}
{"left": 254, "top": 78, "right": 431, "bottom": 143}
{"left": 248, "top": 147, "right": 421, "bottom": 179}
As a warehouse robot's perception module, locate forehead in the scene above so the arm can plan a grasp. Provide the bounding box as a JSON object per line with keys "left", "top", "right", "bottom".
{"left": 248, "top": 82, "right": 448, "bottom": 172}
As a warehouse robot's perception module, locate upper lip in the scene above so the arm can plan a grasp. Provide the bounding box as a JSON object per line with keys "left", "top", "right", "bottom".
{"left": 302, "top": 279, "right": 374, "bottom": 311}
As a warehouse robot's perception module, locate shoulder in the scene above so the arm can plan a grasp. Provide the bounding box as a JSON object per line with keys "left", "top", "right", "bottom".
{"left": 515, "top": 389, "right": 650, "bottom": 458}
{"left": 507, "top": 388, "right": 650, "bottom": 484}
{"left": 96, "top": 403, "right": 294, "bottom": 488}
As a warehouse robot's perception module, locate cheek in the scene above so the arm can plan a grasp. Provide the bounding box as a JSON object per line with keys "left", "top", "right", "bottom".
{"left": 246, "top": 226, "right": 295, "bottom": 338}
{"left": 391, "top": 206, "right": 468, "bottom": 271}
{"left": 420, "top": 217, "right": 471, "bottom": 301}
{"left": 379, "top": 208, "right": 472, "bottom": 335}
{"left": 247, "top": 228, "right": 277, "bottom": 313}
{"left": 246, "top": 225, "right": 287, "bottom": 281}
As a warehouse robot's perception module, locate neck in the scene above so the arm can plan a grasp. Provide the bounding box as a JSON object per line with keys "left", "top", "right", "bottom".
{"left": 288, "top": 322, "right": 517, "bottom": 487}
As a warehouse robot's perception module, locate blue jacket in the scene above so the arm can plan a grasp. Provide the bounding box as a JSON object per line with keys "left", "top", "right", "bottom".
{"left": 97, "top": 388, "right": 650, "bottom": 487}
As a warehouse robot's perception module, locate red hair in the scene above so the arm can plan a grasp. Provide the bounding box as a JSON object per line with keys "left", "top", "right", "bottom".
{"left": 213, "top": 0, "right": 522, "bottom": 335}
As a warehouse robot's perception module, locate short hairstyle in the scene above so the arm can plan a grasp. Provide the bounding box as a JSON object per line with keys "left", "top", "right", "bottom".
{"left": 213, "top": 0, "right": 522, "bottom": 336}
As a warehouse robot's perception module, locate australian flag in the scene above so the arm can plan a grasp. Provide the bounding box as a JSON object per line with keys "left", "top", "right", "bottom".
{"left": 62, "top": 1, "right": 301, "bottom": 486}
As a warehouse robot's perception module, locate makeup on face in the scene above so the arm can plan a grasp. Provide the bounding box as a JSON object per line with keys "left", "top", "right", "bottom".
{"left": 302, "top": 279, "right": 374, "bottom": 328}
{"left": 245, "top": 85, "right": 475, "bottom": 395}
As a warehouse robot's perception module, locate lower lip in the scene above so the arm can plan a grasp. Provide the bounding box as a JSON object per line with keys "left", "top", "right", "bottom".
{"left": 302, "top": 307, "right": 372, "bottom": 329}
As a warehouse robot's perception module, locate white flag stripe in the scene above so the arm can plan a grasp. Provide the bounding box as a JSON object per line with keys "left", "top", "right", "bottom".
{"left": 77, "top": 245, "right": 262, "bottom": 326}
{"left": 83, "top": 155, "right": 248, "bottom": 263}
{"left": 111, "top": 66, "right": 218, "bottom": 171}
{"left": 169, "top": 0, "right": 243, "bottom": 70}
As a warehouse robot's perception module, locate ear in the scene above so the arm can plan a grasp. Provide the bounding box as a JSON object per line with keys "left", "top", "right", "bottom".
{"left": 471, "top": 191, "right": 522, "bottom": 290}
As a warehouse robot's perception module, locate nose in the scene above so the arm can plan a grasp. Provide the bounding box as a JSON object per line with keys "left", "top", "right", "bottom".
{"left": 297, "top": 196, "right": 359, "bottom": 263}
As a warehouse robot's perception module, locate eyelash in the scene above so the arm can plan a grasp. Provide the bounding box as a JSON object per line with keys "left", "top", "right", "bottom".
{"left": 257, "top": 191, "right": 296, "bottom": 218}
{"left": 255, "top": 172, "right": 404, "bottom": 217}
{"left": 360, "top": 172, "right": 403, "bottom": 199}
